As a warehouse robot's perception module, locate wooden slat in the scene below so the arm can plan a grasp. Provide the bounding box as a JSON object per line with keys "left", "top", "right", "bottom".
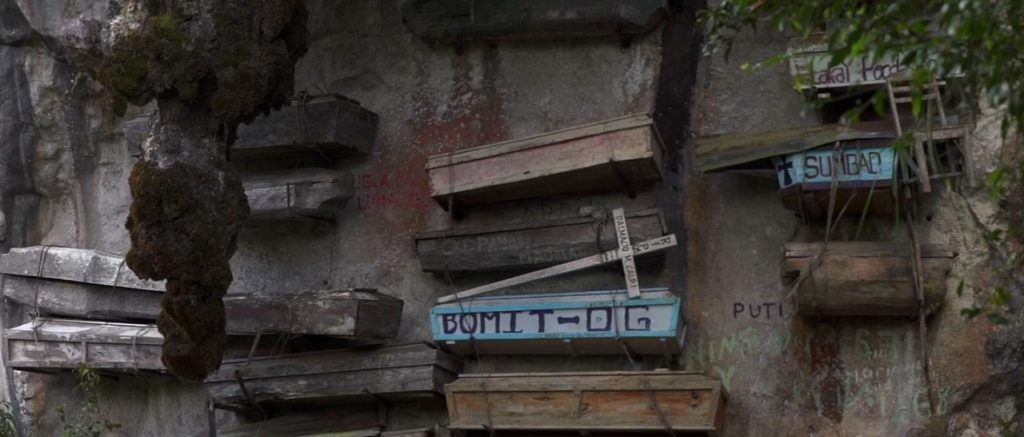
{"left": 445, "top": 372, "right": 725, "bottom": 434}
{"left": 1, "top": 275, "right": 162, "bottom": 321}
{"left": 436, "top": 234, "right": 676, "bottom": 304}
{"left": 784, "top": 241, "right": 955, "bottom": 258}
{"left": 415, "top": 208, "right": 666, "bottom": 273}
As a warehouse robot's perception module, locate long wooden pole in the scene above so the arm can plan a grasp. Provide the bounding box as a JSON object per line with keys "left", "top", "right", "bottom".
{"left": 436, "top": 234, "right": 677, "bottom": 304}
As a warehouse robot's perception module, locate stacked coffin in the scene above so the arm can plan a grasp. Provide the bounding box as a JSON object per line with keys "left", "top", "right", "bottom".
{"left": 123, "top": 95, "right": 375, "bottom": 223}
{"left": 0, "top": 246, "right": 406, "bottom": 374}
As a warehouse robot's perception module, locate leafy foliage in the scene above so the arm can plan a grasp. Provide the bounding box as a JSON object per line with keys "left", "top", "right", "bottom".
{"left": 58, "top": 368, "right": 121, "bottom": 437}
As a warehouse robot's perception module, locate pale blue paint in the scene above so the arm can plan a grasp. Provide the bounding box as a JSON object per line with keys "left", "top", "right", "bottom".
{"left": 773, "top": 146, "right": 895, "bottom": 190}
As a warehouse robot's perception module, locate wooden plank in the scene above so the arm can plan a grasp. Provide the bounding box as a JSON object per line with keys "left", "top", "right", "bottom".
{"left": 431, "top": 289, "right": 682, "bottom": 356}
{"left": 402, "top": 0, "right": 666, "bottom": 44}
{"left": 208, "top": 343, "right": 460, "bottom": 412}
{"left": 243, "top": 168, "right": 354, "bottom": 221}
{"left": 223, "top": 289, "right": 402, "bottom": 339}
{"left": 5, "top": 318, "right": 164, "bottom": 372}
{"left": 612, "top": 208, "right": 641, "bottom": 298}
{"left": 218, "top": 414, "right": 380, "bottom": 437}
{"left": 784, "top": 241, "right": 956, "bottom": 258}
{"left": 233, "top": 96, "right": 378, "bottom": 162}
{"left": 783, "top": 242, "right": 953, "bottom": 317}
{"left": 415, "top": 208, "right": 666, "bottom": 273}
{"left": 426, "top": 114, "right": 663, "bottom": 208}
{"left": 436, "top": 234, "right": 676, "bottom": 304}
{"left": 695, "top": 124, "right": 895, "bottom": 172}
{"left": 0, "top": 246, "right": 163, "bottom": 291}
{"left": 445, "top": 371, "right": 725, "bottom": 434}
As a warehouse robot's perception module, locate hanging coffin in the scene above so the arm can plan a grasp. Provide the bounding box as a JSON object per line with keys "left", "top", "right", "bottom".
{"left": 207, "top": 343, "right": 461, "bottom": 412}
{"left": 6, "top": 318, "right": 164, "bottom": 372}
{"left": 445, "top": 371, "right": 726, "bottom": 435}
{"left": 426, "top": 114, "right": 664, "bottom": 209}
{"left": 242, "top": 168, "right": 354, "bottom": 221}
{"left": 1, "top": 246, "right": 403, "bottom": 340}
{"left": 402, "top": 0, "right": 667, "bottom": 44}
{"left": 431, "top": 288, "right": 682, "bottom": 357}
{"left": 784, "top": 241, "right": 954, "bottom": 317}
{"left": 415, "top": 208, "right": 667, "bottom": 273}
{"left": 232, "top": 95, "right": 378, "bottom": 162}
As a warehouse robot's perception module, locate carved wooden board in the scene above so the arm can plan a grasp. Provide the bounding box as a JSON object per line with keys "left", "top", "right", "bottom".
{"left": 415, "top": 208, "right": 666, "bottom": 273}
{"left": 772, "top": 146, "right": 895, "bottom": 190}
{"left": 232, "top": 95, "right": 378, "bottom": 161}
{"left": 426, "top": 114, "right": 664, "bottom": 209}
{"left": 784, "top": 242, "right": 955, "bottom": 317}
{"left": 788, "top": 36, "right": 944, "bottom": 90}
{"left": 5, "top": 318, "right": 164, "bottom": 372}
{"left": 445, "top": 371, "right": 726, "bottom": 435}
{"left": 243, "top": 168, "right": 354, "bottom": 221}
{"left": 431, "top": 289, "right": 683, "bottom": 356}
{"left": 207, "top": 343, "right": 461, "bottom": 412}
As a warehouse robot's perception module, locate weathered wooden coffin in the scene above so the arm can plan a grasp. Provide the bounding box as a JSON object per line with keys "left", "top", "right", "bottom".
{"left": 242, "top": 168, "right": 354, "bottom": 221}
{"left": 5, "top": 318, "right": 164, "bottom": 372}
{"left": 207, "top": 343, "right": 461, "bottom": 412}
{"left": 784, "top": 242, "right": 954, "bottom": 317}
{"left": 220, "top": 414, "right": 444, "bottom": 437}
{"left": 426, "top": 114, "right": 664, "bottom": 209}
{"left": 0, "top": 275, "right": 162, "bottom": 321}
{"left": 431, "top": 288, "right": 683, "bottom": 356}
{"left": 0, "top": 246, "right": 163, "bottom": 291}
{"left": 122, "top": 114, "right": 151, "bottom": 157}
{"left": 402, "top": 0, "right": 666, "bottom": 44}
{"left": 446, "top": 371, "right": 726, "bottom": 435}
{"left": 415, "top": 208, "right": 667, "bottom": 273}
{"left": 233, "top": 95, "right": 378, "bottom": 162}
{"left": 223, "top": 289, "right": 403, "bottom": 338}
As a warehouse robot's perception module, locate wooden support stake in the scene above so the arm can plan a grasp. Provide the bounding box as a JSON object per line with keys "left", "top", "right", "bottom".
{"left": 907, "top": 218, "right": 936, "bottom": 416}
{"left": 436, "top": 234, "right": 677, "bottom": 304}
{"left": 612, "top": 208, "right": 642, "bottom": 299}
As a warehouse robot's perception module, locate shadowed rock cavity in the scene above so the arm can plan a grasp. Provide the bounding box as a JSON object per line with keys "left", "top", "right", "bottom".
{"left": 85, "top": 0, "right": 307, "bottom": 381}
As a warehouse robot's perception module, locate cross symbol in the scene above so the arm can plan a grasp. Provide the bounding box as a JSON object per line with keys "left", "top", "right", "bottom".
{"left": 612, "top": 208, "right": 641, "bottom": 299}
{"left": 776, "top": 155, "right": 794, "bottom": 186}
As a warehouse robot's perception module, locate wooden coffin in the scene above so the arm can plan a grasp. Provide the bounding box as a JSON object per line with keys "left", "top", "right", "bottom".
{"left": 774, "top": 143, "right": 907, "bottom": 218}
{"left": 431, "top": 288, "right": 683, "bottom": 356}
{"left": 233, "top": 95, "right": 378, "bottom": 162}
{"left": 446, "top": 371, "right": 726, "bottom": 435}
{"left": 243, "top": 168, "right": 354, "bottom": 221}
{"left": 220, "top": 413, "right": 445, "bottom": 437}
{"left": 5, "top": 318, "right": 164, "bottom": 372}
{"left": 122, "top": 114, "right": 150, "bottom": 157}
{"left": 402, "top": 0, "right": 666, "bottom": 44}
{"left": 784, "top": 241, "right": 954, "bottom": 317}
{"left": 0, "top": 275, "right": 162, "bottom": 321}
{"left": 223, "top": 289, "right": 403, "bottom": 338}
{"left": 426, "top": 114, "right": 664, "bottom": 209}
{"left": 0, "top": 246, "right": 163, "bottom": 291}
{"left": 415, "top": 208, "right": 667, "bottom": 273}
{"left": 207, "top": 343, "right": 461, "bottom": 412}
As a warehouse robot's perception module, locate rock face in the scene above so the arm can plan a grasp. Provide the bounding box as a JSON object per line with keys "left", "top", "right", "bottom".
{"left": 85, "top": 0, "right": 307, "bottom": 381}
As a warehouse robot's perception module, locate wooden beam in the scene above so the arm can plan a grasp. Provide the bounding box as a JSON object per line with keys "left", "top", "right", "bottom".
{"left": 436, "top": 234, "right": 676, "bottom": 304}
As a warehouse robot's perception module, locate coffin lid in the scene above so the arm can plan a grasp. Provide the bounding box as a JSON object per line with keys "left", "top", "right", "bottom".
{"left": 426, "top": 113, "right": 659, "bottom": 169}
{"left": 6, "top": 318, "right": 162, "bottom": 345}
{"left": 415, "top": 207, "right": 665, "bottom": 239}
{"left": 448, "top": 370, "right": 724, "bottom": 394}
{"left": 695, "top": 123, "right": 896, "bottom": 172}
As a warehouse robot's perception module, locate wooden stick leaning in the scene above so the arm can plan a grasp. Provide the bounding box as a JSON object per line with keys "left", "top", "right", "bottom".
{"left": 436, "top": 234, "right": 676, "bottom": 304}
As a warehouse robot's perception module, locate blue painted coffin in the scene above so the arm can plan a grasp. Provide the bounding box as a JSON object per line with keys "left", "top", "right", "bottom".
{"left": 772, "top": 146, "right": 895, "bottom": 190}
{"left": 430, "top": 288, "right": 683, "bottom": 356}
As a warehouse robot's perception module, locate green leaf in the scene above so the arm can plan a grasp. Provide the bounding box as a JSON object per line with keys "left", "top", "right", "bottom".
{"left": 960, "top": 307, "right": 982, "bottom": 319}
{"left": 955, "top": 279, "right": 965, "bottom": 297}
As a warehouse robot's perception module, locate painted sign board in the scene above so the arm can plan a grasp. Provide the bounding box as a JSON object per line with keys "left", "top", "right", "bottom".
{"left": 772, "top": 146, "right": 895, "bottom": 191}
{"left": 430, "top": 288, "right": 682, "bottom": 356}
{"left": 788, "top": 38, "right": 942, "bottom": 89}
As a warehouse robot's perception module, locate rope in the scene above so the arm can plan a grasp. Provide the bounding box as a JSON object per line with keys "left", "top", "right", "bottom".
{"left": 643, "top": 380, "right": 677, "bottom": 437}
{"left": 246, "top": 329, "right": 265, "bottom": 366}
{"left": 906, "top": 215, "right": 936, "bottom": 416}
{"left": 481, "top": 380, "right": 496, "bottom": 437}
